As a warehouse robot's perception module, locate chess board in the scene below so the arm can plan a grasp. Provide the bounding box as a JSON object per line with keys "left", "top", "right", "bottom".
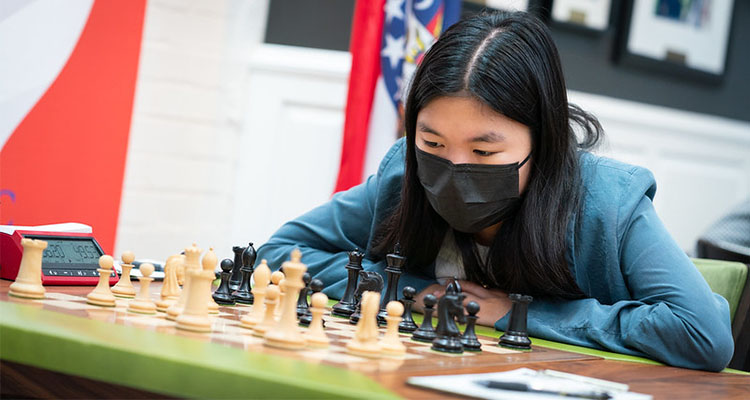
{"left": 1, "top": 283, "right": 601, "bottom": 398}
{"left": 13, "top": 288, "right": 596, "bottom": 371}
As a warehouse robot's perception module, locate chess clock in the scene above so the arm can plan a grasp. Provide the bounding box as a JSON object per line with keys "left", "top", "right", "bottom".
{"left": 0, "top": 230, "right": 119, "bottom": 285}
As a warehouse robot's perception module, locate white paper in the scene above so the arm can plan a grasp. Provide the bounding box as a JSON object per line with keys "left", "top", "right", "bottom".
{"left": 0, "top": 222, "right": 93, "bottom": 235}
{"left": 552, "top": 0, "right": 612, "bottom": 30}
{"left": 407, "top": 368, "right": 653, "bottom": 400}
{"left": 627, "top": 0, "right": 733, "bottom": 74}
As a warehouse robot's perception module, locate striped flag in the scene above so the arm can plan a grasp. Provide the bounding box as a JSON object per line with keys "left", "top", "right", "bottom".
{"left": 0, "top": 0, "right": 146, "bottom": 254}
{"left": 334, "top": 0, "right": 461, "bottom": 193}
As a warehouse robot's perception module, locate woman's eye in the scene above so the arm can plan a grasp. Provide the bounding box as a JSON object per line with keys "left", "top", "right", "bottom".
{"left": 423, "top": 140, "right": 441, "bottom": 148}
{"left": 473, "top": 149, "right": 497, "bottom": 157}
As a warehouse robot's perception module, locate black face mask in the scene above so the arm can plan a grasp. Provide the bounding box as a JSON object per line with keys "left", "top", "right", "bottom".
{"left": 415, "top": 147, "right": 531, "bottom": 233}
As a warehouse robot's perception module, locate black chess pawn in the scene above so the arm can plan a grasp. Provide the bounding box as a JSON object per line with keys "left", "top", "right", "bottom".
{"left": 212, "top": 259, "right": 235, "bottom": 305}
{"left": 411, "top": 294, "right": 437, "bottom": 342}
{"left": 297, "top": 272, "right": 311, "bottom": 317}
{"left": 332, "top": 248, "right": 364, "bottom": 318}
{"left": 378, "top": 244, "right": 405, "bottom": 325}
{"left": 498, "top": 293, "right": 533, "bottom": 350}
{"left": 300, "top": 279, "right": 325, "bottom": 327}
{"left": 398, "top": 286, "right": 418, "bottom": 333}
{"left": 229, "top": 245, "right": 245, "bottom": 291}
{"left": 461, "top": 301, "right": 482, "bottom": 351}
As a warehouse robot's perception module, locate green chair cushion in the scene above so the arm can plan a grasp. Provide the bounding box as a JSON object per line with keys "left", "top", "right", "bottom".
{"left": 692, "top": 258, "right": 748, "bottom": 322}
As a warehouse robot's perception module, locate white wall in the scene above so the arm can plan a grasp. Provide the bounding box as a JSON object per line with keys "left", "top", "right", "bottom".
{"left": 115, "top": 0, "right": 268, "bottom": 262}
{"left": 570, "top": 92, "right": 750, "bottom": 250}
{"left": 228, "top": 45, "right": 351, "bottom": 253}
{"left": 116, "top": 1, "right": 750, "bottom": 263}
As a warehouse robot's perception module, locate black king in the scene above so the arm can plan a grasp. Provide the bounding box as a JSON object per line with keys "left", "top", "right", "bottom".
{"left": 377, "top": 244, "right": 405, "bottom": 325}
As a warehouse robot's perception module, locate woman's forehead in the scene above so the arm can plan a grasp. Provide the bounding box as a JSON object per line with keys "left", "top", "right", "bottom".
{"left": 417, "top": 96, "right": 529, "bottom": 142}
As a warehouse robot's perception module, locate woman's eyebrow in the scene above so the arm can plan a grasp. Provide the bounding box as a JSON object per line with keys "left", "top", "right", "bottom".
{"left": 418, "top": 122, "right": 505, "bottom": 143}
{"left": 417, "top": 122, "right": 442, "bottom": 137}
{"left": 471, "top": 131, "right": 505, "bottom": 143}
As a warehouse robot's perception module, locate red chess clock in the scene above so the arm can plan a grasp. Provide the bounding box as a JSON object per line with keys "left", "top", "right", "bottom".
{"left": 0, "top": 229, "right": 119, "bottom": 285}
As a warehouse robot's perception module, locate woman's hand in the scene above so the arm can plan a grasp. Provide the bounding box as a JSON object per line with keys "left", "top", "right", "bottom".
{"left": 414, "top": 280, "right": 512, "bottom": 327}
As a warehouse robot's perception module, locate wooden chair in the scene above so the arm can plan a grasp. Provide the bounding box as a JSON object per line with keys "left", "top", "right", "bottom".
{"left": 692, "top": 251, "right": 750, "bottom": 371}
{"left": 697, "top": 239, "right": 750, "bottom": 265}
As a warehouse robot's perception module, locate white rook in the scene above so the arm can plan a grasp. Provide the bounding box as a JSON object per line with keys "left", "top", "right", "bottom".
{"left": 9, "top": 238, "right": 48, "bottom": 299}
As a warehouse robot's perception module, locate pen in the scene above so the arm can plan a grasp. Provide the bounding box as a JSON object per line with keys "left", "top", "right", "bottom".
{"left": 475, "top": 380, "right": 612, "bottom": 400}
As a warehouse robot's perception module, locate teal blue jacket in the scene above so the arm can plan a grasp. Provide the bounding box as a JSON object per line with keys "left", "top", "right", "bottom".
{"left": 258, "top": 138, "right": 734, "bottom": 371}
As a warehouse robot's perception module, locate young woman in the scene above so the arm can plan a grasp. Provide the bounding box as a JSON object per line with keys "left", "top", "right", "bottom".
{"left": 256, "top": 11, "right": 733, "bottom": 371}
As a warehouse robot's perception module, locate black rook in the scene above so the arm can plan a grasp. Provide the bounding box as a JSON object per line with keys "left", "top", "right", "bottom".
{"left": 498, "top": 293, "right": 533, "bottom": 350}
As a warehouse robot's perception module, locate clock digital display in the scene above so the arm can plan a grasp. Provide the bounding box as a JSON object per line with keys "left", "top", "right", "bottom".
{"left": 23, "top": 235, "right": 106, "bottom": 277}
{"left": 41, "top": 238, "right": 102, "bottom": 264}
{"left": 0, "top": 229, "right": 118, "bottom": 284}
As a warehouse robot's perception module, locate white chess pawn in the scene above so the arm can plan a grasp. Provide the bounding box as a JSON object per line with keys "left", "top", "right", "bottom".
{"left": 112, "top": 251, "right": 136, "bottom": 298}
{"left": 380, "top": 301, "right": 406, "bottom": 356}
{"left": 176, "top": 255, "right": 186, "bottom": 286}
{"left": 127, "top": 263, "right": 157, "bottom": 314}
{"left": 252, "top": 284, "right": 280, "bottom": 337}
{"left": 87, "top": 255, "right": 117, "bottom": 307}
{"left": 9, "top": 238, "right": 47, "bottom": 299}
{"left": 271, "top": 270, "right": 285, "bottom": 318}
{"left": 271, "top": 269, "right": 285, "bottom": 283}
{"left": 275, "top": 278, "right": 286, "bottom": 319}
{"left": 304, "top": 292, "right": 330, "bottom": 348}
{"left": 240, "top": 259, "right": 271, "bottom": 329}
{"left": 204, "top": 248, "right": 220, "bottom": 314}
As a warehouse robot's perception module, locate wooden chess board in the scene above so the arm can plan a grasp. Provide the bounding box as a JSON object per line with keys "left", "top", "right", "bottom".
{"left": 3, "top": 282, "right": 749, "bottom": 399}
{"left": 0, "top": 282, "right": 599, "bottom": 398}
{"left": 24, "top": 289, "right": 596, "bottom": 375}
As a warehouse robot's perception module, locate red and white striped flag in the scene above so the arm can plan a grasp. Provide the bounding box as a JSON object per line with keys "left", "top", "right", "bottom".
{"left": 334, "top": 0, "right": 461, "bottom": 193}
{"left": 0, "top": 0, "right": 145, "bottom": 254}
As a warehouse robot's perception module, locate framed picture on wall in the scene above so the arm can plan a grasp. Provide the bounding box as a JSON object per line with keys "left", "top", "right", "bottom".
{"left": 550, "top": 0, "right": 613, "bottom": 31}
{"left": 484, "top": 0, "right": 530, "bottom": 11}
{"left": 617, "top": 0, "right": 735, "bottom": 83}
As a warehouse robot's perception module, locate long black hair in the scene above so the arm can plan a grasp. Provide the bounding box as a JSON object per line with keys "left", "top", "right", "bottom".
{"left": 373, "top": 11, "right": 602, "bottom": 299}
